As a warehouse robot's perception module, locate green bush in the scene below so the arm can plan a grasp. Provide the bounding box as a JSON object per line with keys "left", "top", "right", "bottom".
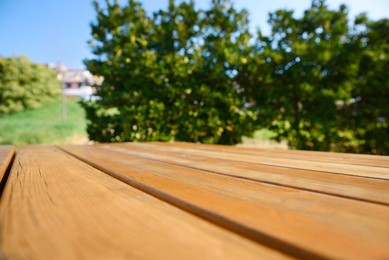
{"left": 83, "top": 0, "right": 257, "bottom": 144}
{"left": 250, "top": 0, "right": 388, "bottom": 154}
{"left": 84, "top": 0, "right": 388, "bottom": 154}
{"left": 0, "top": 56, "right": 61, "bottom": 115}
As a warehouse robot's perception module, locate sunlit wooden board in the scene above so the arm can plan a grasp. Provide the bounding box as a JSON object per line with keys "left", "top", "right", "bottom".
{"left": 128, "top": 142, "right": 389, "bottom": 179}
{"left": 0, "top": 145, "right": 14, "bottom": 186}
{"left": 0, "top": 146, "right": 287, "bottom": 259}
{"left": 61, "top": 144, "right": 389, "bottom": 260}
{"left": 99, "top": 143, "right": 389, "bottom": 206}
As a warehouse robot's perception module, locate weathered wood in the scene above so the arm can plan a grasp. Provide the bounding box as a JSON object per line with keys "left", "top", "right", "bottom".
{"left": 129, "top": 142, "right": 389, "bottom": 180}
{"left": 101, "top": 143, "right": 389, "bottom": 206}
{"left": 0, "top": 146, "right": 287, "bottom": 259}
{"left": 61, "top": 144, "right": 389, "bottom": 260}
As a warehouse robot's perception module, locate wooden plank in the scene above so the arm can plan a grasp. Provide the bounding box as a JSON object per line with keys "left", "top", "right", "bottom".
{"left": 165, "top": 142, "right": 389, "bottom": 167}
{"left": 0, "top": 145, "right": 14, "bottom": 185}
{"left": 101, "top": 143, "right": 389, "bottom": 206}
{"left": 0, "top": 146, "right": 287, "bottom": 259}
{"left": 128, "top": 142, "right": 389, "bottom": 180}
{"left": 60, "top": 144, "right": 389, "bottom": 260}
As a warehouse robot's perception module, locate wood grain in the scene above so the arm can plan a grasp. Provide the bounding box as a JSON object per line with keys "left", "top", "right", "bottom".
{"left": 0, "top": 145, "right": 287, "bottom": 259}
{"left": 128, "top": 142, "right": 389, "bottom": 180}
{"left": 100, "top": 143, "right": 389, "bottom": 206}
{"left": 0, "top": 146, "right": 14, "bottom": 183}
{"left": 61, "top": 144, "right": 389, "bottom": 260}
{"left": 163, "top": 142, "right": 389, "bottom": 167}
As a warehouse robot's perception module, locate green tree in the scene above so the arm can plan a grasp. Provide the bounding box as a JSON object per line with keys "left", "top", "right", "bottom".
{"left": 0, "top": 56, "right": 61, "bottom": 115}
{"left": 340, "top": 16, "right": 389, "bottom": 154}
{"left": 252, "top": 0, "right": 355, "bottom": 150}
{"left": 84, "top": 0, "right": 256, "bottom": 144}
{"left": 192, "top": 0, "right": 257, "bottom": 144}
{"left": 84, "top": 0, "right": 156, "bottom": 142}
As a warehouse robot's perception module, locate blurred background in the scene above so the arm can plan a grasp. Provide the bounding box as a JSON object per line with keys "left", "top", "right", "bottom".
{"left": 0, "top": 0, "right": 388, "bottom": 154}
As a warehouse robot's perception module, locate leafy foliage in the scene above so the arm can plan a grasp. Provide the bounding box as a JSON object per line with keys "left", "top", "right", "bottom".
{"left": 339, "top": 17, "right": 389, "bottom": 154}
{"left": 252, "top": 0, "right": 355, "bottom": 151}
{"left": 84, "top": 0, "right": 256, "bottom": 144}
{"left": 85, "top": 0, "right": 388, "bottom": 154}
{"left": 251, "top": 0, "right": 388, "bottom": 154}
{"left": 0, "top": 56, "right": 61, "bottom": 115}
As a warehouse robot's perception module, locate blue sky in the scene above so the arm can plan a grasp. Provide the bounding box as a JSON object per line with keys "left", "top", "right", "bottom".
{"left": 1, "top": 0, "right": 388, "bottom": 69}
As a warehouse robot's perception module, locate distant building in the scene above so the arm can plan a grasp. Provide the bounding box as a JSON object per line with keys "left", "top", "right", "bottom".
{"left": 50, "top": 63, "right": 99, "bottom": 97}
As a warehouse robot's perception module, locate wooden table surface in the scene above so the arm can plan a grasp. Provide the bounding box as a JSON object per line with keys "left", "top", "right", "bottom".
{"left": 0, "top": 143, "right": 388, "bottom": 259}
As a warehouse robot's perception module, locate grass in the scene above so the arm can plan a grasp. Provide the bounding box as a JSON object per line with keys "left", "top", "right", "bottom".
{"left": 0, "top": 98, "right": 87, "bottom": 145}
{"left": 0, "top": 98, "right": 285, "bottom": 148}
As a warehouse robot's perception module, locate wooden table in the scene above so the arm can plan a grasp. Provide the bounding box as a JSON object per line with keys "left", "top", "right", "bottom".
{"left": 0, "top": 143, "right": 388, "bottom": 259}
